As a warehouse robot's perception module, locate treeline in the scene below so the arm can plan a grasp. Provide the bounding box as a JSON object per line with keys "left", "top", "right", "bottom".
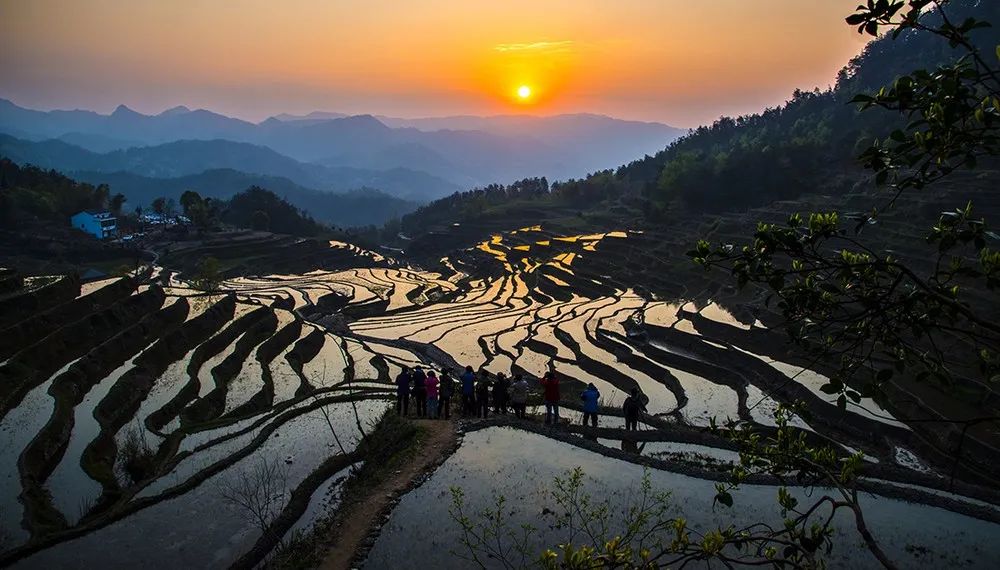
{"left": 0, "top": 158, "right": 125, "bottom": 225}
{"left": 173, "top": 186, "right": 327, "bottom": 237}
{"left": 397, "top": 177, "right": 549, "bottom": 234}
{"left": 222, "top": 186, "right": 326, "bottom": 236}
{"left": 0, "top": 157, "right": 327, "bottom": 238}
{"left": 69, "top": 169, "right": 417, "bottom": 228}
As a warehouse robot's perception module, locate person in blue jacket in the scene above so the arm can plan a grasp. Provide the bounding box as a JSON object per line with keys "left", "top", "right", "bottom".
{"left": 580, "top": 382, "right": 600, "bottom": 427}
{"left": 461, "top": 365, "right": 476, "bottom": 416}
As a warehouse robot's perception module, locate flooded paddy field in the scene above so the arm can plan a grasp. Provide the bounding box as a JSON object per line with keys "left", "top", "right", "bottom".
{"left": 1, "top": 226, "right": 998, "bottom": 568}
{"left": 366, "top": 427, "right": 1000, "bottom": 569}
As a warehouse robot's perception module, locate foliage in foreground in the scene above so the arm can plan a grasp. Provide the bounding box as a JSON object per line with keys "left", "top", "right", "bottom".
{"left": 693, "top": 0, "right": 1000, "bottom": 412}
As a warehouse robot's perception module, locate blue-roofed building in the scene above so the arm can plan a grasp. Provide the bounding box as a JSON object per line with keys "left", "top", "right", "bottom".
{"left": 70, "top": 210, "right": 118, "bottom": 239}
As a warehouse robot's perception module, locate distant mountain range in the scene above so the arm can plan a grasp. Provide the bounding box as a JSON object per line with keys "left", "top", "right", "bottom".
{"left": 0, "top": 133, "right": 458, "bottom": 202}
{"left": 0, "top": 98, "right": 685, "bottom": 188}
{"left": 0, "top": 98, "right": 685, "bottom": 229}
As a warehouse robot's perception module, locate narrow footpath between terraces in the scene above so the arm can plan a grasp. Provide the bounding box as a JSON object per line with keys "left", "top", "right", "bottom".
{"left": 319, "top": 419, "right": 457, "bottom": 570}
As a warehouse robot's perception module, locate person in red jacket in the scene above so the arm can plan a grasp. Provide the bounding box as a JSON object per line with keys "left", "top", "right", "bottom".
{"left": 540, "top": 368, "right": 561, "bottom": 425}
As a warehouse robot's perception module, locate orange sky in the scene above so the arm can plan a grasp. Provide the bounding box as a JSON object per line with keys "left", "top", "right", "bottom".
{"left": 0, "top": 0, "right": 869, "bottom": 127}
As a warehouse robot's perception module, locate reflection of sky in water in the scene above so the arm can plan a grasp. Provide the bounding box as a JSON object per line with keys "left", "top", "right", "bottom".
{"left": 366, "top": 427, "right": 1000, "bottom": 569}
{"left": 13, "top": 400, "right": 388, "bottom": 570}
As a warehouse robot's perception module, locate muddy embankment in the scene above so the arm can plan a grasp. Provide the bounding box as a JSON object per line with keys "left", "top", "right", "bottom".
{"left": 17, "top": 286, "right": 180, "bottom": 538}
{"left": 0, "top": 279, "right": 162, "bottom": 422}
{"left": 180, "top": 308, "right": 279, "bottom": 425}
{"left": 0, "top": 388, "right": 383, "bottom": 568}
{"left": 78, "top": 295, "right": 238, "bottom": 512}
{"left": 650, "top": 313, "right": 1000, "bottom": 490}
{"left": 229, "top": 452, "right": 359, "bottom": 570}
{"left": 286, "top": 327, "right": 328, "bottom": 395}
{"left": 0, "top": 273, "right": 80, "bottom": 330}
{"left": 144, "top": 305, "right": 272, "bottom": 433}
{"left": 225, "top": 319, "right": 304, "bottom": 419}
{"left": 0, "top": 276, "right": 134, "bottom": 361}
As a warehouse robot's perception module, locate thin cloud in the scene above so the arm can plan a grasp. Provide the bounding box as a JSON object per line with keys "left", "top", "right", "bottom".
{"left": 494, "top": 40, "right": 574, "bottom": 53}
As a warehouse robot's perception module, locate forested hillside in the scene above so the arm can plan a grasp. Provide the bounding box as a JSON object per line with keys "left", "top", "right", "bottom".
{"left": 0, "top": 158, "right": 113, "bottom": 225}
{"left": 397, "top": 177, "right": 550, "bottom": 235}
{"left": 0, "top": 159, "right": 333, "bottom": 237}
{"left": 220, "top": 186, "right": 327, "bottom": 236}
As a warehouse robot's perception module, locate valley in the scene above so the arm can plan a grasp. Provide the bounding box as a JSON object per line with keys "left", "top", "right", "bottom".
{"left": 0, "top": 206, "right": 998, "bottom": 567}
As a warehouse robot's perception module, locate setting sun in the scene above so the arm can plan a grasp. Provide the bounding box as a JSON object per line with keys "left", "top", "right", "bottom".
{"left": 517, "top": 85, "right": 531, "bottom": 99}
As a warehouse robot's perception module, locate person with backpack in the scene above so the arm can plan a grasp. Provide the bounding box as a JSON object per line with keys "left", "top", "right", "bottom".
{"left": 395, "top": 366, "right": 411, "bottom": 416}
{"left": 580, "top": 382, "right": 600, "bottom": 427}
{"left": 540, "top": 368, "right": 561, "bottom": 425}
{"left": 412, "top": 366, "right": 427, "bottom": 418}
{"left": 476, "top": 371, "right": 491, "bottom": 418}
{"left": 439, "top": 369, "right": 455, "bottom": 420}
{"left": 461, "top": 365, "right": 476, "bottom": 416}
{"left": 493, "top": 372, "right": 510, "bottom": 415}
{"left": 510, "top": 374, "right": 529, "bottom": 419}
{"left": 622, "top": 388, "right": 647, "bottom": 431}
{"left": 426, "top": 370, "right": 440, "bottom": 419}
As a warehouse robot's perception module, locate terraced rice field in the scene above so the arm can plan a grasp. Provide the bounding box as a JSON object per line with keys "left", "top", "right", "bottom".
{"left": 1, "top": 228, "right": 998, "bottom": 568}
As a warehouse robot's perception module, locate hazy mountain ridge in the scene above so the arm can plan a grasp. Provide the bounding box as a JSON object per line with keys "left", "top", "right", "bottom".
{"left": 0, "top": 99, "right": 685, "bottom": 187}
{"left": 0, "top": 133, "right": 459, "bottom": 202}
{"left": 271, "top": 110, "right": 349, "bottom": 124}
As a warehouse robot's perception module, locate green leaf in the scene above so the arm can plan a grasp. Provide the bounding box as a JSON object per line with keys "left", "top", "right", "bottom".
{"left": 845, "top": 13, "right": 867, "bottom": 26}
{"left": 715, "top": 490, "right": 733, "bottom": 508}
{"left": 996, "top": 45, "right": 1000, "bottom": 61}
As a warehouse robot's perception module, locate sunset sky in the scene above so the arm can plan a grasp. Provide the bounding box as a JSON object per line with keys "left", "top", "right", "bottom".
{"left": 0, "top": 0, "right": 869, "bottom": 127}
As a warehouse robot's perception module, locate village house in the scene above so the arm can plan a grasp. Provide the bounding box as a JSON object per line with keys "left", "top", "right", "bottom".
{"left": 70, "top": 210, "right": 118, "bottom": 239}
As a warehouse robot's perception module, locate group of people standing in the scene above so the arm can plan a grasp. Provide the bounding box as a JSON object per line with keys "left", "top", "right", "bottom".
{"left": 393, "top": 366, "right": 450, "bottom": 419}
{"left": 393, "top": 364, "right": 647, "bottom": 428}
{"left": 394, "top": 365, "right": 565, "bottom": 423}
{"left": 457, "top": 366, "right": 558, "bottom": 421}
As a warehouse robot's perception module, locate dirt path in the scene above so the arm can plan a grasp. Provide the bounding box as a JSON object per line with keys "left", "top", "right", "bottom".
{"left": 318, "top": 418, "right": 457, "bottom": 570}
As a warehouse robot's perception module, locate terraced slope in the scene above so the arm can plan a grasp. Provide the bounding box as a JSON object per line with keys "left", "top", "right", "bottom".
{"left": 0, "top": 252, "right": 421, "bottom": 566}
{"left": 401, "top": 177, "right": 1000, "bottom": 487}
{"left": 1, "top": 220, "right": 997, "bottom": 568}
